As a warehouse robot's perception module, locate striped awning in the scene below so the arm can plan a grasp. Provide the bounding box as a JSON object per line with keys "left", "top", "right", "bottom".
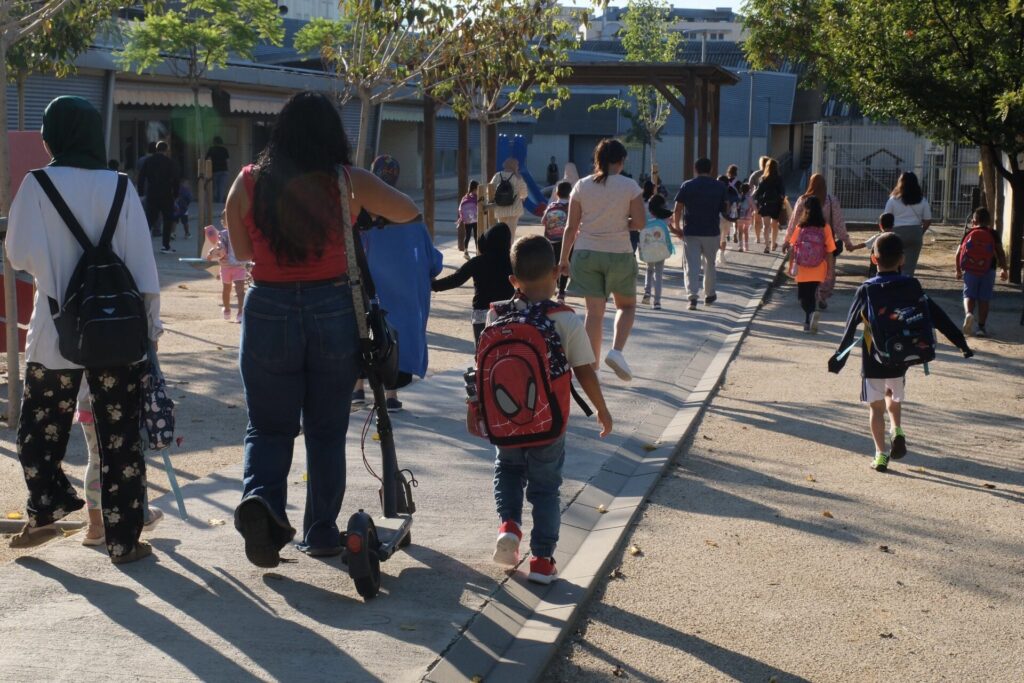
{"left": 115, "top": 83, "right": 213, "bottom": 108}
{"left": 229, "top": 91, "right": 286, "bottom": 115}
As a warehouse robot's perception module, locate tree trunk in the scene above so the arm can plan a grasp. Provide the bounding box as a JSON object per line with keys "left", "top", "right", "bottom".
{"left": 17, "top": 70, "right": 26, "bottom": 130}
{"left": 422, "top": 98, "right": 436, "bottom": 240}
{"left": 457, "top": 116, "right": 469, "bottom": 196}
{"left": 479, "top": 118, "right": 490, "bottom": 190}
{"left": 980, "top": 144, "right": 999, "bottom": 227}
{"left": 486, "top": 123, "right": 497, "bottom": 179}
{"left": 0, "top": 47, "right": 23, "bottom": 427}
{"left": 1008, "top": 172, "right": 1024, "bottom": 285}
{"left": 355, "top": 89, "right": 373, "bottom": 168}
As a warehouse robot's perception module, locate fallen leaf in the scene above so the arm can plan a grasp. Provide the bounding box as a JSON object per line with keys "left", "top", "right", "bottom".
{"left": 177, "top": 284, "right": 189, "bottom": 289}
{"left": 880, "top": 632, "right": 895, "bottom": 639}
{"left": 628, "top": 545, "right": 642, "bottom": 557}
{"left": 910, "top": 466, "right": 926, "bottom": 473}
{"left": 822, "top": 511, "right": 834, "bottom": 518}
{"left": 302, "top": 472, "right": 309, "bottom": 482}
{"left": 226, "top": 404, "right": 237, "bottom": 409}
{"left": 879, "top": 545, "right": 892, "bottom": 553}
{"left": 471, "top": 676, "right": 483, "bottom": 683}
{"left": 705, "top": 539, "right": 719, "bottom": 548}
{"left": 702, "top": 435, "right": 712, "bottom": 440}
{"left": 6, "top": 512, "right": 23, "bottom": 520}
{"left": 372, "top": 432, "right": 381, "bottom": 441}
{"left": 982, "top": 483, "right": 996, "bottom": 489}
{"left": 642, "top": 444, "right": 658, "bottom": 452}
{"left": 399, "top": 624, "right": 417, "bottom": 631}
{"left": 208, "top": 518, "right": 226, "bottom": 526}
{"left": 597, "top": 504, "right": 608, "bottom": 514}
{"left": 805, "top": 474, "right": 816, "bottom": 482}
{"left": 609, "top": 567, "right": 625, "bottom": 579}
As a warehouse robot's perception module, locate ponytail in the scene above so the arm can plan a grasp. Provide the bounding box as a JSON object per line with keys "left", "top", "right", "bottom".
{"left": 593, "top": 138, "right": 628, "bottom": 184}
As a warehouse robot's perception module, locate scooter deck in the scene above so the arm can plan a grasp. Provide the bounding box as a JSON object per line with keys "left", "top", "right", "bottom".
{"left": 375, "top": 515, "right": 412, "bottom": 561}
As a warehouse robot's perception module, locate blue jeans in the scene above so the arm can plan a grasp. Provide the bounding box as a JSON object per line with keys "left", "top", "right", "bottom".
{"left": 493, "top": 435, "right": 565, "bottom": 558}
{"left": 239, "top": 281, "right": 359, "bottom": 550}
{"left": 213, "top": 171, "right": 229, "bottom": 203}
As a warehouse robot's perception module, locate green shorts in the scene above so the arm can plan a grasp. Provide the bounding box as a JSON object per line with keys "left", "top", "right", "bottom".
{"left": 567, "top": 249, "right": 638, "bottom": 299}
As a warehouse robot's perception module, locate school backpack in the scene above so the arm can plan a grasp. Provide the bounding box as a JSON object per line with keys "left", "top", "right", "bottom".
{"left": 494, "top": 173, "right": 516, "bottom": 207}
{"left": 542, "top": 201, "right": 569, "bottom": 241}
{"left": 862, "top": 276, "right": 936, "bottom": 369}
{"left": 795, "top": 225, "right": 828, "bottom": 268}
{"left": 473, "top": 298, "right": 573, "bottom": 447}
{"left": 959, "top": 228, "right": 996, "bottom": 276}
{"left": 32, "top": 170, "right": 149, "bottom": 367}
{"left": 638, "top": 219, "right": 672, "bottom": 264}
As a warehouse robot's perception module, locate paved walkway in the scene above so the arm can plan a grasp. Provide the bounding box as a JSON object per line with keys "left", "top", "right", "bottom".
{"left": 0, "top": 244, "right": 781, "bottom": 681}
{"left": 546, "top": 239, "right": 1024, "bottom": 682}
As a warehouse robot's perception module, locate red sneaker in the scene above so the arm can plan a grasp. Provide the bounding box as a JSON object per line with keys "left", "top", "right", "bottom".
{"left": 493, "top": 520, "right": 522, "bottom": 566}
{"left": 527, "top": 556, "right": 557, "bottom": 584}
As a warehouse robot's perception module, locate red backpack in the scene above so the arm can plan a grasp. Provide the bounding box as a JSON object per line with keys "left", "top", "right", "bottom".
{"left": 471, "top": 297, "right": 573, "bottom": 448}
{"left": 959, "top": 228, "right": 996, "bottom": 275}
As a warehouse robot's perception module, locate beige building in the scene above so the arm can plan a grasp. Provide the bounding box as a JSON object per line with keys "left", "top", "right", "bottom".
{"left": 584, "top": 5, "right": 745, "bottom": 42}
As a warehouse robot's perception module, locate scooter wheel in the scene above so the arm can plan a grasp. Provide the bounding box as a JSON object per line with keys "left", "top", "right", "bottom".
{"left": 354, "top": 550, "right": 381, "bottom": 600}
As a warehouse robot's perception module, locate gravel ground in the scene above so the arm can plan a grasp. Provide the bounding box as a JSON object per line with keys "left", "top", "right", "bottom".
{"left": 545, "top": 233, "right": 1024, "bottom": 682}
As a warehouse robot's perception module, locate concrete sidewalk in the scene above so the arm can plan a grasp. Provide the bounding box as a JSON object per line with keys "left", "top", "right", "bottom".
{"left": 0, "top": 247, "right": 782, "bottom": 682}
{"left": 546, "top": 241, "right": 1024, "bottom": 682}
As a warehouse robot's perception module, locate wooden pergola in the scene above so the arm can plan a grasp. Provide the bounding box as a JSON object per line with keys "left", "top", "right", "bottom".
{"left": 557, "top": 62, "right": 741, "bottom": 177}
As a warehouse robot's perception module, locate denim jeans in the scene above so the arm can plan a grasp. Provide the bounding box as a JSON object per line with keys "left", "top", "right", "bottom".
{"left": 239, "top": 281, "right": 359, "bottom": 551}
{"left": 493, "top": 434, "right": 566, "bottom": 558}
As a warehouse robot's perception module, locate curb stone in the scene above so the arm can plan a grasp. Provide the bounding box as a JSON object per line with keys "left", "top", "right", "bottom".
{"left": 422, "top": 256, "right": 788, "bottom": 683}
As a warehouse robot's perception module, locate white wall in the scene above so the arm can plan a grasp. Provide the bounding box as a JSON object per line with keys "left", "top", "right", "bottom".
{"left": 527, "top": 134, "right": 570, "bottom": 185}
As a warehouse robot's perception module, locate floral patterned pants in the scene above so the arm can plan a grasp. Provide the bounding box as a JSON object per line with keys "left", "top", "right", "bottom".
{"left": 18, "top": 362, "right": 147, "bottom": 559}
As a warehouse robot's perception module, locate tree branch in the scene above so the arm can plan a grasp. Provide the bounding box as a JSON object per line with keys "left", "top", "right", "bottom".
{"left": 11, "top": 0, "right": 77, "bottom": 43}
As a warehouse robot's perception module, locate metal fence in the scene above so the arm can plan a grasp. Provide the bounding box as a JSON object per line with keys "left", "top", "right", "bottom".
{"left": 811, "top": 123, "right": 981, "bottom": 225}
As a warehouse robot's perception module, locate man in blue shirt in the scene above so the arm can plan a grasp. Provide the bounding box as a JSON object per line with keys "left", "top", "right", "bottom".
{"left": 671, "top": 158, "right": 729, "bottom": 310}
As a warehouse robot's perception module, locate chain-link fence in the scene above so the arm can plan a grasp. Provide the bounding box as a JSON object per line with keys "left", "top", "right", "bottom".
{"left": 811, "top": 123, "right": 981, "bottom": 225}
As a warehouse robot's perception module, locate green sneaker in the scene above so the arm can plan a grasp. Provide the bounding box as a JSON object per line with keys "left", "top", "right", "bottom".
{"left": 891, "top": 427, "right": 907, "bottom": 460}
{"left": 872, "top": 451, "right": 890, "bottom": 472}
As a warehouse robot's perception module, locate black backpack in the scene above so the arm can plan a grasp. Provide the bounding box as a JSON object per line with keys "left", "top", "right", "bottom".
{"left": 494, "top": 172, "right": 515, "bottom": 207}
{"left": 32, "top": 170, "right": 149, "bottom": 367}
{"left": 862, "top": 275, "right": 936, "bottom": 369}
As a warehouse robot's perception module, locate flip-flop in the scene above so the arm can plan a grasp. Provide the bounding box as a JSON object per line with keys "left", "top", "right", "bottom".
{"left": 81, "top": 530, "right": 106, "bottom": 547}
{"left": 9, "top": 524, "right": 65, "bottom": 548}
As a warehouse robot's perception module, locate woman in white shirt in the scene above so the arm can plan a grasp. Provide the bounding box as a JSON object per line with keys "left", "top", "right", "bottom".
{"left": 883, "top": 172, "right": 932, "bottom": 276}
{"left": 5, "top": 97, "right": 162, "bottom": 564}
{"left": 490, "top": 157, "right": 529, "bottom": 240}
{"left": 558, "top": 139, "right": 646, "bottom": 382}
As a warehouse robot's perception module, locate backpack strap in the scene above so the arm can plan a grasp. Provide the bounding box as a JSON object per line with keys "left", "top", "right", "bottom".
{"left": 31, "top": 169, "right": 94, "bottom": 253}
{"left": 98, "top": 174, "right": 129, "bottom": 248}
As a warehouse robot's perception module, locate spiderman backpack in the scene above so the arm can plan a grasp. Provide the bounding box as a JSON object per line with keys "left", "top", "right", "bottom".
{"left": 959, "top": 227, "right": 996, "bottom": 276}
{"left": 471, "top": 297, "right": 576, "bottom": 448}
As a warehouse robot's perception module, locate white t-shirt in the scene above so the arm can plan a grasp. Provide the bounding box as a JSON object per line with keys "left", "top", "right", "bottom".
{"left": 883, "top": 196, "right": 931, "bottom": 227}
{"left": 486, "top": 302, "right": 595, "bottom": 369}
{"left": 6, "top": 167, "right": 162, "bottom": 370}
{"left": 571, "top": 174, "right": 642, "bottom": 254}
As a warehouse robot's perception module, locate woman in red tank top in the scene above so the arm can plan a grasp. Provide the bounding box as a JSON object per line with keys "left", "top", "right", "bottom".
{"left": 224, "top": 92, "right": 418, "bottom": 567}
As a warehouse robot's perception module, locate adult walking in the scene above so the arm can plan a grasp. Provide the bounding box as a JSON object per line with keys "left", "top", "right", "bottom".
{"left": 747, "top": 156, "right": 769, "bottom": 244}
{"left": 784, "top": 173, "right": 855, "bottom": 308}
{"left": 490, "top": 157, "right": 528, "bottom": 240}
{"left": 753, "top": 157, "right": 786, "bottom": 253}
{"left": 205, "top": 136, "right": 231, "bottom": 203}
{"left": 884, "top": 172, "right": 932, "bottom": 276}
{"left": 559, "top": 139, "right": 645, "bottom": 381}
{"left": 6, "top": 96, "right": 162, "bottom": 564}
{"left": 137, "top": 140, "right": 180, "bottom": 253}
{"left": 671, "top": 157, "right": 729, "bottom": 311}
{"left": 225, "top": 91, "right": 418, "bottom": 567}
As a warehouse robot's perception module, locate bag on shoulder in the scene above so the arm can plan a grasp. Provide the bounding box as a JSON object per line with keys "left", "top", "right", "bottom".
{"left": 959, "top": 228, "right": 995, "bottom": 276}
{"left": 863, "top": 276, "right": 936, "bottom": 369}
{"left": 638, "top": 221, "right": 672, "bottom": 264}
{"left": 795, "top": 225, "right": 828, "bottom": 268}
{"left": 141, "top": 346, "right": 175, "bottom": 451}
{"left": 494, "top": 173, "right": 516, "bottom": 207}
{"left": 472, "top": 298, "right": 574, "bottom": 447}
{"left": 32, "top": 170, "right": 148, "bottom": 367}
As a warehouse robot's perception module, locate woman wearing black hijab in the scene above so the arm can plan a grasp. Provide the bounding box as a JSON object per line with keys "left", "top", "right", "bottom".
{"left": 6, "top": 96, "right": 162, "bottom": 564}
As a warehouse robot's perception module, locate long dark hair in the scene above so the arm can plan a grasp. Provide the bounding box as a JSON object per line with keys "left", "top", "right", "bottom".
{"left": 593, "top": 139, "right": 627, "bottom": 184}
{"left": 799, "top": 195, "right": 827, "bottom": 228}
{"left": 892, "top": 172, "right": 923, "bottom": 206}
{"left": 252, "top": 91, "right": 352, "bottom": 264}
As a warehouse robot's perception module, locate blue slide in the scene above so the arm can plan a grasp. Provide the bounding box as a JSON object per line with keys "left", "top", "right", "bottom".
{"left": 497, "top": 134, "right": 549, "bottom": 216}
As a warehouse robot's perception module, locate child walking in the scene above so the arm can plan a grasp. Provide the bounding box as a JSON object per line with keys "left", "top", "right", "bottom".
{"left": 432, "top": 222, "right": 515, "bottom": 346}
{"left": 736, "top": 182, "right": 753, "bottom": 252}
{"left": 829, "top": 233, "right": 973, "bottom": 472}
{"left": 173, "top": 179, "right": 192, "bottom": 239}
{"left": 639, "top": 195, "right": 676, "bottom": 309}
{"left": 716, "top": 174, "right": 740, "bottom": 265}
{"left": 541, "top": 181, "right": 572, "bottom": 302}
{"left": 955, "top": 207, "right": 1009, "bottom": 337}
{"left": 204, "top": 211, "right": 247, "bottom": 322}
{"left": 852, "top": 212, "right": 895, "bottom": 278}
{"left": 457, "top": 181, "right": 480, "bottom": 260}
{"left": 786, "top": 196, "right": 836, "bottom": 333}
{"left": 481, "top": 235, "right": 612, "bottom": 583}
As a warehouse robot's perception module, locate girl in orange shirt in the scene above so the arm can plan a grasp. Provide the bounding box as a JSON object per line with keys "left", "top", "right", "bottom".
{"left": 787, "top": 196, "right": 837, "bottom": 333}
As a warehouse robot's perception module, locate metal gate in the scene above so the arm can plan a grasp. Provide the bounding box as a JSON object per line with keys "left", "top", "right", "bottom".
{"left": 812, "top": 123, "right": 980, "bottom": 225}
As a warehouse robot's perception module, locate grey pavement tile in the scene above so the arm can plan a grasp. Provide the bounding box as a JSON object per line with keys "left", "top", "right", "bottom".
{"left": 558, "top": 527, "right": 630, "bottom": 581}
{"left": 590, "top": 505, "right": 636, "bottom": 532}
{"left": 560, "top": 502, "right": 603, "bottom": 532}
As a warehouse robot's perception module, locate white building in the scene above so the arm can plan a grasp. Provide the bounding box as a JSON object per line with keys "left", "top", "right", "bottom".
{"left": 584, "top": 5, "right": 745, "bottom": 42}
{"left": 282, "top": 0, "right": 339, "bottom": 21}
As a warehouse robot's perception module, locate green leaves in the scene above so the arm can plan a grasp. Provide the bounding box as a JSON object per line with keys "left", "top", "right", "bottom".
{"left": 5, "top": 0, "right": 120, "bottom": 81}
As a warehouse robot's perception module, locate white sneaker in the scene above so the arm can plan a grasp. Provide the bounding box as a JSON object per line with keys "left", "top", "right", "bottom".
{"left": 810, "top": 311, "right": 821, "bottom": 334}
{"left": 962, "top": 313, "right": 975, "bottom": 337}
{"left": 604, "top": 349, "right": 633, "bottom": 381}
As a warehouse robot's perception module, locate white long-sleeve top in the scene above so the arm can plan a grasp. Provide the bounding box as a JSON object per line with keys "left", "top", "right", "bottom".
{"left": 6, "top": 167, "right": 163, "bottom": 370}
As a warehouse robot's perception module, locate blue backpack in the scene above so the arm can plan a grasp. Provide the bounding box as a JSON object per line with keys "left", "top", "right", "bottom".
{"left": 862, "top": 276, "right": 936, "bottom": 369}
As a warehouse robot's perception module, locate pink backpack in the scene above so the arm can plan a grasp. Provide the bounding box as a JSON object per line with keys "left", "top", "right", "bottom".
{"left": 795, "top": 225, "right": 828, "bottom": 268}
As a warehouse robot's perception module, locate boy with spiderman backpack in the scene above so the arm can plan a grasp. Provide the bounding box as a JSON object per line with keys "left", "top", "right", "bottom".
{"left": 828, "top": 233, "right": 973, "bottom": 473}
{"left": 469, "top": 235, "right": 612, "bottom": 584}
{"left": 955, "top": 208, "right": 1009, "bottom": 337}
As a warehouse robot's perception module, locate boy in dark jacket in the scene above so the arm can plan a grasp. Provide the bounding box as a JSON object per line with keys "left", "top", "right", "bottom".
{"left": 828, "top": 233, "right": 973, "bottom": 472}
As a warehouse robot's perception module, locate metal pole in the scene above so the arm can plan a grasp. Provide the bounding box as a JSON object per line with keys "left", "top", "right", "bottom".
{"left": 746, "top": 71, "right": 754, "bottom": 175}
{"left": 701, "top": 31, "right": 707, "bottom": 63}
{"left": 103, "top": 70, "right": 116, "bottom": 157}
